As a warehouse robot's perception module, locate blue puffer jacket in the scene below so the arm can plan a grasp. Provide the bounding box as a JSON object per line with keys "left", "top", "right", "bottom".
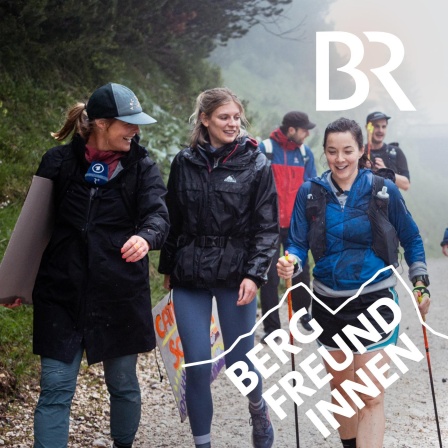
{"left": 286, "top": 169, "right": 426, "bottom": 293}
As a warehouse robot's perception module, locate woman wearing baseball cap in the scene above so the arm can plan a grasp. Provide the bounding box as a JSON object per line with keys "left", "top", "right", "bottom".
{"left": 32, "top": 83, "right": 170, "bottom": 448}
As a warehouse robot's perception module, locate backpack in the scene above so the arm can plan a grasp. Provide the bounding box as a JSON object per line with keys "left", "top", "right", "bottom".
{"left": 305, "top": 174, "right": 399, "bottom": 267}
{"left": 371, "top": 143, "right": 400, "bottom": 174}
{"left": 262, "top": 138, "right": 309, "bottom": 164}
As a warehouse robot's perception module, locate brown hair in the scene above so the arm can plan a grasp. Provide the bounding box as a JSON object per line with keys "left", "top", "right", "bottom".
{"left": 189, "top": 87, "right": 248, "bottom": 148}
{"left": 322, "top": 117, "right": 368, "bottom": 168}
{"left": 51, "top": 103, "right": 93, "bottom": 141}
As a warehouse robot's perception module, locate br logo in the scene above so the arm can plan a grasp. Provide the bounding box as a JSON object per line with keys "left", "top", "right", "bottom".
{"left": 316, "top": 32, "right": 415, "bottom": 111}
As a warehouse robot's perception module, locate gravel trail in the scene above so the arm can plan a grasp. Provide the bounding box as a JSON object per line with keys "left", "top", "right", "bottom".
{"left": 1, "top": 258, "right": 447, "bottom": 447}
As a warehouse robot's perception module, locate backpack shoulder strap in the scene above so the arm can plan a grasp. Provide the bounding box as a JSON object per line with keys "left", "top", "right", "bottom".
{"left": 262, "top": 138, "right": 273, "bottom": 161}
{"left": 305, "top": 182, "right": 328, "bottom": 262}
{"left": 300, "top": 144, "right": 309, "bottom": 165}
{"left": 371, "top": 174, "right": 385, "bottom": 198}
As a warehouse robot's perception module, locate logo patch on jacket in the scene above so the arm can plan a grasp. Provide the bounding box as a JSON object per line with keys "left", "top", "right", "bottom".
{"left": 224, "top": 175, "right": 237, "bottom": 183}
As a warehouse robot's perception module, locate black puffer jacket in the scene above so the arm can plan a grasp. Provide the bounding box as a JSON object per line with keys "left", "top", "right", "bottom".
{"left": 158, "top": 137, "right": 279, "bottom": 289}
{"left": 33, "top": 135, "right": 170, "bottom": 364}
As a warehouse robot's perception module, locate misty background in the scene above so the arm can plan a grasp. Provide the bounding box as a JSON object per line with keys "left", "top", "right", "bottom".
{"left": 210, "top": 0, "right": 448, "bottom": 257}
{"left": 1, "top": 2, "right": 446, "bottom": 433}
{"left": 0, "top": 0, "right": 446, "bottom": 259}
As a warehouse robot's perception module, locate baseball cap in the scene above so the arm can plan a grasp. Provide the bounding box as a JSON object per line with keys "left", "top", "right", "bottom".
{"left": 282, "top": 111, "right": 316, "bottom": 130}
{"left": 86, "top": 83, "right": 157, "bottom": 125}
{"left": 366, "top": 111, "right": 391, "bottom": 124}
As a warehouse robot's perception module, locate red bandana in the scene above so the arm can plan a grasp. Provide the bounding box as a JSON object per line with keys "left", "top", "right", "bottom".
{"left": 85, "top": 145, "right": 124, "bottom": 178}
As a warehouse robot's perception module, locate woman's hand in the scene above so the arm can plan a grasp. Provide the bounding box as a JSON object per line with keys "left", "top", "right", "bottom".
{"left": 277, "top": 255, "right": 295, "bottom": 279}
{"left": 413, "top": 283, "right": 431, "bottom": 320}
{"left": 237, "top": 278, "right": 258, "bottom": 306}
{"left": 121, "top": 236, "right": 150, "bottom": 262}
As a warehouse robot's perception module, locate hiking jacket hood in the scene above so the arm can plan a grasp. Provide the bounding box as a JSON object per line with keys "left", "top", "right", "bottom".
{"left": 32, "top": 134, "right": 170, "bottom": 364}
{"left": 158, "top": 137, "right": 279, "bottom": 289}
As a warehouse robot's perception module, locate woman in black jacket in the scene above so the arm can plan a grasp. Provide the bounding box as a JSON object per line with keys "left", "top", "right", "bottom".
{"left": 32, "top": 83, "right": 170, "bottom": 448}
{"left": 159, "top": 87, "right": 279, "bottom": 448}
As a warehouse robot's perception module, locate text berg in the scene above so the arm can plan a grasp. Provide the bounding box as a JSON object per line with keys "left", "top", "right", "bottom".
{"left": 225, "top": 298, "right": 424, "bottom": 437}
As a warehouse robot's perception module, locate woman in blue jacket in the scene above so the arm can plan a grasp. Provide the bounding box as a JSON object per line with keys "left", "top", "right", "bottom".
{"left": 277, "top": 117, "right": 430, "bottom": 448}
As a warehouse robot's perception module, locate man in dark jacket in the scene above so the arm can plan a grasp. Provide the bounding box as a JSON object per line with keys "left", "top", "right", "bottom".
{"left": 366, "top": 111, "right": 410, "bottom": 190}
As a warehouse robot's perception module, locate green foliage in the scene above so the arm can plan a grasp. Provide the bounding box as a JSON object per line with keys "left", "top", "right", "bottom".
{"left": 0, "top": 0, "right": 293, "bottom": 398}
{"left": 0, "top": 71, "right": 78, "bottom": 204}
{"left": 0, "top": 0, "right": 291, "bottom": 88}
{"left": 149, "top": 251, "right": 167, "bottom": 306}
{"left": 0, "top": 305, "right": 37, "bottom": 391}
{"left": 0, "top": 203, "right": 21, "bottom": 260}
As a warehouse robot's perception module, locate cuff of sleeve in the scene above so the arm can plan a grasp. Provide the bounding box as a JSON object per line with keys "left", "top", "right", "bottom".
{"left": 291, "top": 257, "right": 303, "bottom": 278}
{"left": 408, "top": 261, "right": 428, "bottom": 283}
{"left": 245, "top": 275, "right": 263, "bottom": 289}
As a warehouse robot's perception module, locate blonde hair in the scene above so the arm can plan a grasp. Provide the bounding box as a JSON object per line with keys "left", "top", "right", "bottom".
{"left": 189, "top": 87, "right": 248, "bottom": 148}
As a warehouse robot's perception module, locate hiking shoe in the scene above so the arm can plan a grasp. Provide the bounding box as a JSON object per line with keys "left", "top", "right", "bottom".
{"left": 249, "top": 400, "right": 275, "bottom": 448}
{"left": 300, "top": 313, "right": 313, "bottom": 331}
{"left": 111, "top": 442, "right": 132, "bottom": 448}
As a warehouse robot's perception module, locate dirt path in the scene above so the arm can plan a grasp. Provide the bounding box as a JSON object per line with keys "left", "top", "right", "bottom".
{"left": 136, "top": 257, "right": 448, "bottom": 448}
{"left": 1, "top": 258, "right": 447, "bottom": 447}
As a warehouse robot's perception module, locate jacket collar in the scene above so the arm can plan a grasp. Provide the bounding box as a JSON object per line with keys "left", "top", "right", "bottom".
{"left": 71, "top": 133, "right": 147, "bottom": 169}
{"left": 186, "top": 137, "right": 259, "bottom": 168}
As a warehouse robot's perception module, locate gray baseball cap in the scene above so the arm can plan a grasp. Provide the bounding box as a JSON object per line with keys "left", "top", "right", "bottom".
{"left": 366, "top": 111, "right": 391, "bottom": 124}
{"left": 86, "top": 83, "right": 156, "bottom": 125}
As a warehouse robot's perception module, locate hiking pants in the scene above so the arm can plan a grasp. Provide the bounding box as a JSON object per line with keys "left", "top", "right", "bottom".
{"left": 34, "top": 347, "right": 140, "bottom": 448}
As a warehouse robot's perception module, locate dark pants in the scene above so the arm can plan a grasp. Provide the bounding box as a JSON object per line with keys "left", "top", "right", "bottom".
{"left": 259, "top": 227, "right": 311, "bottom": 333}
{"left": 34, "top": 348, "right": 140, "bottom": 448}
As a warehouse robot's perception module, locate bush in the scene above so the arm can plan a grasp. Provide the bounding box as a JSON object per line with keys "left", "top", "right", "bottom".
{"left": 0, "top": 305, "right": 37, "bottom": 396}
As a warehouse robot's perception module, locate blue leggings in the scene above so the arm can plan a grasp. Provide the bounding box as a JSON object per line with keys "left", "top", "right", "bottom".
{"left": 173, "top": 286, "right": 263, "bottom": 438}
{"left": 34, "top": 348, "right": 140, "bottom": 448}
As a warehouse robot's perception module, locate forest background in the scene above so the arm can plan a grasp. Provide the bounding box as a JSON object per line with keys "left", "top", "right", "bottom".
{"left": 1, "top": 0, "right": 447, "bottom": 414}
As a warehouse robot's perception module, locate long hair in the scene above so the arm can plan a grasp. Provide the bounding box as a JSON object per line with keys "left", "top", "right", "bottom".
{"left": 51, "top": 102, "right": 94, "bottom": 141}
{"left": 323, "top": 117, "right": 369, "bottom": 168}
{"left": 189, "top": 87, "right": 248, "bottom": 148}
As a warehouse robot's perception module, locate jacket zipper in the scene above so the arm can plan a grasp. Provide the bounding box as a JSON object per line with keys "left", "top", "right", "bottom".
{"left": 83, "top": 187, "right": 97, "bottom": 237}
{"left": 75, "top": 186, "right": 97, "bottom": 331}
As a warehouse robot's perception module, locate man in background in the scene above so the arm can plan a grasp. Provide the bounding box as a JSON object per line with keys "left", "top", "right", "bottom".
{"left": 366, "top": 111, "right": 410, "bottom": 190}
{"left": 259, "top": 111, "right": 317, "bottom": 339}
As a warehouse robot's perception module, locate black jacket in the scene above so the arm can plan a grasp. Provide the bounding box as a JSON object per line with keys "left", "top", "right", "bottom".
{"left": 32, "top": 135, "right": 170, "bottom": 364}
{"left": 158, "top": 137, "right": 279, "bottom": 289}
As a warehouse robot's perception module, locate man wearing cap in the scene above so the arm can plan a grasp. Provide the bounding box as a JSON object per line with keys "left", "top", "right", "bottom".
{"left": 366, "top": 111, "right": 410, "bottom": 190}
{"left": 259, "top": 111, "right": 317, "bottom": 338}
